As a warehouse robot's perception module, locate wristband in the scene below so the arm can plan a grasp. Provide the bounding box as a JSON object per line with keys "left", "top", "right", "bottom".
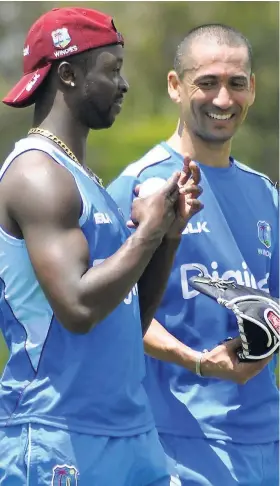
{"left": 195, "top": 349, "right": 208, "bottom": 376}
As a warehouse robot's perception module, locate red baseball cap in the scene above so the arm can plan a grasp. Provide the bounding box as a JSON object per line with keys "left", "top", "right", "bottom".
{"left": 2, "top": 7, "right": 124, "bottom": 108}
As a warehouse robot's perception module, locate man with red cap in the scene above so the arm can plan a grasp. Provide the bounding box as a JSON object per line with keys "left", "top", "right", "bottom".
{"left": 0, "top": 6, "right": 202, "bottom": 485}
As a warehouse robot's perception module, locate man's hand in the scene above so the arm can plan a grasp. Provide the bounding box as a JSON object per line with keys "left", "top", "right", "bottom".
{"left": 128, "top": 171, "right": 181, "bottom": 239}
{"left": 200, "top": 337, "right": 273, "bottom": 384}
{"left": 166, "top": 155, "right": 203, "bottom": 239}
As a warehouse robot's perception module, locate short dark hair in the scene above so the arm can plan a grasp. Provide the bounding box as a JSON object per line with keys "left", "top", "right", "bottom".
{"left": 65, "top": 48, "right": 95, "bottom": 74}
{"left": 174, "top": 23, "right": 253, "bottom": 78}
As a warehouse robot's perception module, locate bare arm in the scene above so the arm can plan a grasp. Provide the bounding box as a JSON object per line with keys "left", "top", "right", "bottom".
{"left": 6, "top": 151, "right": 179, "bottom": 334}
{"left": 144, "top": 319, "right": 199, "bottom": 372}
{"left": 144, "top": 319, "right": 272, "bottom": 384}
{"left": 137, "top": 157, "right": 203, "bottom": 335}
{"left": 138, "top": 238, "right": 181, "bottom": 335}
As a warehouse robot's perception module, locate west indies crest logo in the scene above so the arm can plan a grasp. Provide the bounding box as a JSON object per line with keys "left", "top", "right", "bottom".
{"left": 257, "top": 221, "right": 271, "bottom": 249}
{"left": 52, "top": 464, "right": 78, "bottom": 485}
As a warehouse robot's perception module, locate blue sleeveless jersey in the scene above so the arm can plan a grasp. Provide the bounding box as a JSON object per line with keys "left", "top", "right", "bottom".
{"left": 0, "top": 137, "right": 154, "bottom": 436}
{"left": 108, "top": 142, "right": 279, "bottom": 444}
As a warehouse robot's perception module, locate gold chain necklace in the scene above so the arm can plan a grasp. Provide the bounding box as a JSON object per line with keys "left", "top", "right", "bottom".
{"left": 28, "top": 128, "right": 103, "bottom": 187}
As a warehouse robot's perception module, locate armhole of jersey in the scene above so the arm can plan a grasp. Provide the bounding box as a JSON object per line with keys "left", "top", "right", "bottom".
{"left": 0, "top": 225, "right": 26, "bottom": 246}
{"left": 75, "top": 178, "right": 89, "bottom": 226}
{"left": 0, "top": 140, "right": 90, "bottom": 242}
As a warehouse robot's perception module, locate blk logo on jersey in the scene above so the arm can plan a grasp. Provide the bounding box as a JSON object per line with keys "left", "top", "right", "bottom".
{"left": 182, "top": 221, "right": 210, "bottom": 234}
{"left": 52, "top": 464, "right": 78, "bottom": 485}
{"left": 94, "top": 212, "right": 112, "bottom": 224}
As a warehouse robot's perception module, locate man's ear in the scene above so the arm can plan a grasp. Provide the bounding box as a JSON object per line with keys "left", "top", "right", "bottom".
{"left": 248, "top": 73, "right": 255, "bottom": 107}
{"left": 167, "top": 70, "right": 182, "bottom": 104}
{"left": 57, "top": 61, "right": 76, "bottom": 88}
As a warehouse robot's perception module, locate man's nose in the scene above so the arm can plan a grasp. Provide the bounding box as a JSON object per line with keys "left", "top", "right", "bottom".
{"left": 212, "top": 86, "right": 233, "bottom": 110}
{"left": 120, "top": 76, "right": 129, "bottom": 93}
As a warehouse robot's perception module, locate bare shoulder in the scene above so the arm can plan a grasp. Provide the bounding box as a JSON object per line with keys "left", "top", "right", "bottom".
{"left": 2, "top": 149, "right": 81, "bottom": 227}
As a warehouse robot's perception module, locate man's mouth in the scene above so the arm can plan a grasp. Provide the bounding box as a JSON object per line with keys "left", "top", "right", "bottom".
{"left": 206, "top": 112, "right": 234, "bottom": 121}
{"left": 114, "top": 96, "right": 124, "bottom": 106}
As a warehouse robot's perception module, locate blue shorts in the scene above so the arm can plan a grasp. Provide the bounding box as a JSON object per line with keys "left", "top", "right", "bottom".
{"left": 0, "top": 423, "right": 172, "bottom": 485}
{"left": 160, "top": 434, "right": 279, "bottom": 486}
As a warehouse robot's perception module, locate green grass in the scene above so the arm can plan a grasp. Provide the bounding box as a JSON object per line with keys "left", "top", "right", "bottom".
{"left": 0, "top": 332, "right": 8, "bottom": 372}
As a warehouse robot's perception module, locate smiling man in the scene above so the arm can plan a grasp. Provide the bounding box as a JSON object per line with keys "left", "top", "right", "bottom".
{"left": 108, "top": 24, "right": 279, "bottom": 486}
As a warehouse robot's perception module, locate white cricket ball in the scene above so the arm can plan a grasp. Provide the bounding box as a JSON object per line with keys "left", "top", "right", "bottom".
{"left": 138, "top": 177, "right": 166, "bottom": 197}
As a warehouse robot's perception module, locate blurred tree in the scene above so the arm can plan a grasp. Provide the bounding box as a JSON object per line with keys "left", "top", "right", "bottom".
{"left": 0, "top": 1, "right": 279, "bottom": 372}
{"left": 0, "top": 1, "right": 278, "bottom": 184}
